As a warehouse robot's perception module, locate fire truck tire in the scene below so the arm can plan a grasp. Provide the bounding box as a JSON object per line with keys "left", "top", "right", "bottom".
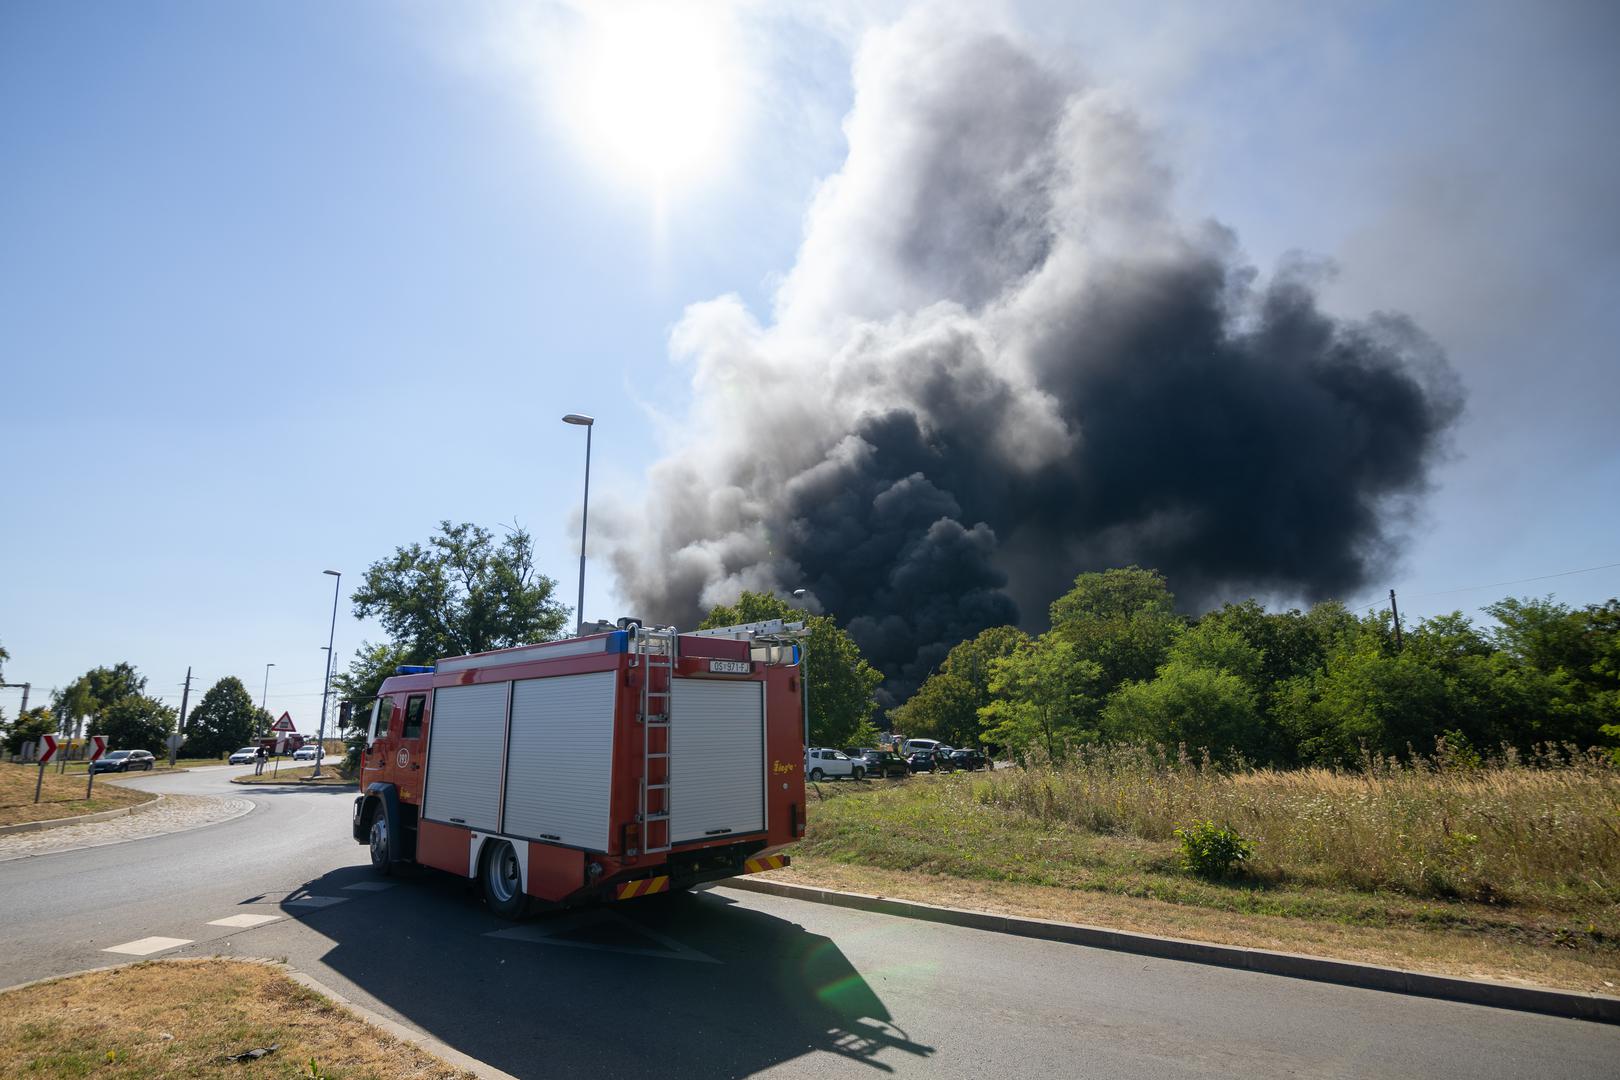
{"left": 368, "top": 817, "right": 392, "bottom": 875}
{"left": 480, "top": 840, "right": 531, "bottom": 919}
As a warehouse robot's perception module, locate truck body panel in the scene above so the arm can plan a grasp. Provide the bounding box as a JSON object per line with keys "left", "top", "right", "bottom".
{"left": 354, "top": 625, "right": 805, "bottom": 907}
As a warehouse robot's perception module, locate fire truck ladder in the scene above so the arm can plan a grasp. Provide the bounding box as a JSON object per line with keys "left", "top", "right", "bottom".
{"left": 632, "top": 624, "right": 677, "bottom": 855}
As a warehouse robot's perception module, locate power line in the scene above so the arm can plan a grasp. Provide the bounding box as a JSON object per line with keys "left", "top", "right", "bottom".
{"left": 1407, "top": 560, "right": 1620, "bottom": 600}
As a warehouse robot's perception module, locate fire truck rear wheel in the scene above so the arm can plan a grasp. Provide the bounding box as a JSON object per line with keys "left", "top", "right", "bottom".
{"left": 368, "top": 816, "right": 392, "bottom": 875}
{"left": 481, "top": 840, "right": 531, "bottom": 919}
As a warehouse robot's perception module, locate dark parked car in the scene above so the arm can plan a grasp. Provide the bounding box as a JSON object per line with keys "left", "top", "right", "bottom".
{"left": 906, "top": 750, "right": 940, "bottom": 773}
{"left": 853, "top": 749, "right": 909, "bottom": 778}
{"left": 948, "top": 749, "right": 987, "bottom": 771}
{"left": 90, "top": 749, "right": 156, "bottom": 773}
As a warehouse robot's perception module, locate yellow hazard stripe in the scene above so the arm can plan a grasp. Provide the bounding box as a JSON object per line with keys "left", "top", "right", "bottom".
{"left": 616, "top": 875, "right": 669, "bottom": 900}
{"left": 743, "top": 854, "right": 788, "bottom": 874}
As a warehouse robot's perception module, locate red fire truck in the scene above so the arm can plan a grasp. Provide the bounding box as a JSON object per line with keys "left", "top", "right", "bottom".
{"left": 351, "top": 619, "right": 807, "bottom": 916}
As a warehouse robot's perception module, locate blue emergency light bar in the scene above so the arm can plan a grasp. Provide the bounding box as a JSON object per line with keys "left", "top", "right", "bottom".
{"left": 394, "top": 665, "right": 436, "bottom": 675}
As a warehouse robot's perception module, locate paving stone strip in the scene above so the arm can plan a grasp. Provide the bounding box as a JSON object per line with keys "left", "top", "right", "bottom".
{"left": 0, "top": 794, "right": 254, "bottom": 860}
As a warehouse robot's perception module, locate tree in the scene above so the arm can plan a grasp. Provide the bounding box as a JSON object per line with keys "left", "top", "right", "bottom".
{"left": 352, "top": 521, "right": 569, "bottom": 661}
{"left": 184, "top": 677, "right": 269, "bottom": 758}
{"left": 92, "top": 695, "right": 176, "bottom": 755}
{"left": 331, "top": 640, "right": 414, "bottom": 721}
{"left": 1102, "top": 621, "right": 1267, "bottom": 756}
{"left": 1104, "top": 662, "right": 1261, "bottom": 756}
{"left": 1048, "top": 567, "right": 1184, "bottom": 694}
{"left": 979, "top": 636, "right": 1105, "bottom": 761}
{"left": 890, "top": 625, "right": 1027, "bottom": 745}
{"left": 53, "top": 662, "right": 147, "bottom": 737}
{"left": 4, "top": 706, "right": 55, "bottom": 755}
{"left": 700, "top": 591, "right": 884, "bottom": 748}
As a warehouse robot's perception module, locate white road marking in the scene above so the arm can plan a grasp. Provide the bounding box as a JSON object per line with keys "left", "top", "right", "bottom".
{"left": 341, "top": 882, "right": 396, "bottom": 892}
{"left": 103, "top": 936, "right": 192, "bottom": 956}
{"left": 283, "top": 895, "right": 348, "bottom": 908}
{"left": 208, "top": 914, "right": 283, "bottom": 928}
{"left": 487, "top": 911, "right": 719, "bottom": 964}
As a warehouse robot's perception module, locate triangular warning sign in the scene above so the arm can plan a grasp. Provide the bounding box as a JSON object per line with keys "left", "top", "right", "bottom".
{"left": 271, "top": 712, "right": 296, "bottom": 732}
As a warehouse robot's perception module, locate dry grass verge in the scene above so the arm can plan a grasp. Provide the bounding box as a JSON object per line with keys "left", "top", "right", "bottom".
{"left": 790, "top": 751, "right": 1620, "bottom": 992}
{"left": 232, "top": 766, "right": 355, "bottom": 786}
{"left": 0, "top": 959, "right": 473, "bottom": 1079}
{"left": 0, "top": 762, "right": 154, "bottom": 826}
{"left": 761, "top": 860, "right": 1620, "bottom": 994}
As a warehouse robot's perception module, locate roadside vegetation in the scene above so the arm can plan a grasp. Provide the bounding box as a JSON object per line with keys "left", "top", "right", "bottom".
{"left": 784, "top": 748, "right": 1620, "bottom": 990}
{"left": 0, "top": 761, "right": 154, "bottom": 827}
{"left": 0, "top": 959, "right": 472, "bottom": 1079}
{"left": 232, "top": 765, "right": 355, "bottom": 786}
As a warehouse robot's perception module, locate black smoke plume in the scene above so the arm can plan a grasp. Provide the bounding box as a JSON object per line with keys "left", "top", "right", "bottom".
{"left": 606, "top": 17, "right": 1463, "bottom": 704}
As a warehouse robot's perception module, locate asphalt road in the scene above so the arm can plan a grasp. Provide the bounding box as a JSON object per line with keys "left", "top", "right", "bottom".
{"left": 1, "top": 767, "right": 1615, "bottom": 1079}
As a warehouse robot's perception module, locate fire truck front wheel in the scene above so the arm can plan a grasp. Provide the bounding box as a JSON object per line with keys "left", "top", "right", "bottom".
{"left": 480, "top": 840, "right": 531, "bottom": 919}
{"left": 368, "top": 817, "right": 392, "bottom": 875}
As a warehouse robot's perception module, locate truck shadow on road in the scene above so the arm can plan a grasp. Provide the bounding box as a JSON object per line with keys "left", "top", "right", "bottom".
{"left": 284, "top": 865, "right": 934, "bottom": 1077}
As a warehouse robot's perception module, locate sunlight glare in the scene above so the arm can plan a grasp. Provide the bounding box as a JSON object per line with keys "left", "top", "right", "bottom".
{"left": 574, "top": 3, "right": 739, "bottom": 194}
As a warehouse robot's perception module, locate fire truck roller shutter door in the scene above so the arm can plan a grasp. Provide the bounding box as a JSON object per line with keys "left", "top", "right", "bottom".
{"left": 421, "top": 681, "right": 509, "bottom": 833}
{"left": 670, "top": 678, "right": 766, "bottom": 844}
{"left": 503, "top": 671, "right": 617, "bottom": 851}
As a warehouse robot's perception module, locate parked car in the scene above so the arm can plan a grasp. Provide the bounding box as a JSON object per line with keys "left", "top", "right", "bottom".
{"left": 852, "top": 749, "right": 909, "bottom": 778}
{"left": 948, "top": 748, "right": 987, "bottom": 771}
{"left": 806, "top": 747, "right": 862, "bottom": 781}
{"left": 901, "top": 738, "right": 941, "bottom": 757}
{"left": 906, "top": 750, "right": 940, "bottom": 773}
{"left": 292, "top": 745, "right": 320, "bottom": 761}
{"left": 90, "top": 749, "right": 155, "bottom": 773}
{"left": 228, "top": 746, "right": 261, "bottom": 765}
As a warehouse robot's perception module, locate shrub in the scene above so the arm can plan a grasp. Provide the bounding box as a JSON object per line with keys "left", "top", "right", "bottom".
{"left": 1174, "top": 819, "right": 1254, "bottom": 879}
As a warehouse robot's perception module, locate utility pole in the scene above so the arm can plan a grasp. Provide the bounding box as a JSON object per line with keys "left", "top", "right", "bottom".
{"left": 2, "top": 682, "right": 29, "bottom": 753}
{"left": 314, "top": 570, "right": 341, "bottom": 780}
{"left": 1389, "top": 589, "right": 1404, "bottom": 652}
{"left": 260, "top": 663, "right": 275, "bottom": 738}
{"left": 171, "top": 667, "right": 193, "bottom": 767}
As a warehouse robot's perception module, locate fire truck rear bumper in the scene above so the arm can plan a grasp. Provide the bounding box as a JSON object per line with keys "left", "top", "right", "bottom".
{"left": 613, "top": 853, "right": 790, "bottom": 901}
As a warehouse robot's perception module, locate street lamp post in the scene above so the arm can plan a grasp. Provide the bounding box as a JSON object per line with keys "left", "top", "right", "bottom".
{"left": 260, "top": 663, "right": 275, "bottom": 737}
{"left": 314, "top": 570, "right": 340, "bottom": 779}
{"left": 563, "top": 413, "right": 595, "bottom": 636}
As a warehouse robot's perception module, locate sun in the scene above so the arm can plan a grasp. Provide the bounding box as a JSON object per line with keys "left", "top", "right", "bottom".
{"left": 571, "top": 2, "right": 740, "bottom": 195}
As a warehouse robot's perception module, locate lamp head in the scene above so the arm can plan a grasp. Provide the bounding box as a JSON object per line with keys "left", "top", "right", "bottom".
{"left": 323, "top": 569, "right": 340, "bottom": 577}
{"left": 562, "top": 413, "right": 595, "bottom": 426}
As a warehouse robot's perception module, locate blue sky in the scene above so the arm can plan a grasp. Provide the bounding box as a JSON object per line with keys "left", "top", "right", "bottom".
{"left": 3, "top": 1, "right": 1616, "bottom": 727}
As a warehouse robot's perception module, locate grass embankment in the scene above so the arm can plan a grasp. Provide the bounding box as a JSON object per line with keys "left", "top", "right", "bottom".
{"left": 232, "top": 766, "right": 354, "bottom": 786}
{"left": 0, "top": 762, "right": 155, "bottom": 827}
{"left": 777, "top": 747, "right": 1620, "bottom": 992}
{"left": 0, "top": 959, "right": 472, "bottom": 1078}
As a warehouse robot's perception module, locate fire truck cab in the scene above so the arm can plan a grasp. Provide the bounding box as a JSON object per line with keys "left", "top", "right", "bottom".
{"left": 352, "top": 620, "right": 806, "bottom": 916}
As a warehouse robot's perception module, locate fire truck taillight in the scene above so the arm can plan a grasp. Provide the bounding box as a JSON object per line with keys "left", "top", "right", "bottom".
{"left": 624, "top": 822, "right": 641, "bottom": 857}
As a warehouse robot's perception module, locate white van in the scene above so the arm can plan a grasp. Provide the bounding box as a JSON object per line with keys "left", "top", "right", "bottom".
{"left": 901, "top": 738, "right": 941, "bottom": 756}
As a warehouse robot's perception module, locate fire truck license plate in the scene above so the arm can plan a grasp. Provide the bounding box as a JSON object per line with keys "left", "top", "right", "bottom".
{"left": 709, "top": 660, "right": 750, "bottom": 674}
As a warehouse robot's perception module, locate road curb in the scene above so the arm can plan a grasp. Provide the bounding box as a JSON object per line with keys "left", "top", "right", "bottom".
{"left": 0, "top": 791, "right": 165, "bottom": 835}
{"left": 279, "top": 964, "right": 519, "bottom": 1080}
{"left": 0, "top": 958, "right": 515, "bottom": 1080}
{"left": 0, "top": 796, "right": 255, "bottom": 862}
{"left": 721, "top": 877, "right": 1620, "bottom": 1025}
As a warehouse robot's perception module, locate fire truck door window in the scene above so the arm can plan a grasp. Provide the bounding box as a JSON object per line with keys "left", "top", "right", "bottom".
{"left": 373, "top": 696, "right": 397, "bottom": 741}
{"left": 403, "top": 695, "right": 425, "bottom": 739}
